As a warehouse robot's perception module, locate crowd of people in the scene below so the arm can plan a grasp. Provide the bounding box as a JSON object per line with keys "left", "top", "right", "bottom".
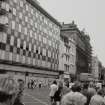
{"left": 1, "top": 74, "right": 105, "bottom": 105}
{"left": 49, "top": 80, "right": 105, "bottom": 105}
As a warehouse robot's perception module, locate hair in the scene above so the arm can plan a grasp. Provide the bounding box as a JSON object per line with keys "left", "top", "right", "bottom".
{"left": 71, "top": 85, "right": 76, "bottom": 92}
{"left": 97, "top": 89, "right": 104, "bottom": 96}
{"left": 18, "top": 79, "right": 24, "bottom": 83}
{"left": 0, "top": 91, "right": 12, "bottom": 103}
{"left": 53, "top": 80, "right": 57, "bottom": 85}
{"left": 102, "top": 84, "right": 105, "bottom": 88}
{"left": 74, "top": 84, "right": 81, "bottom": 92}
{"left": 83, "top": 83, "right": 89, "bottom": 90}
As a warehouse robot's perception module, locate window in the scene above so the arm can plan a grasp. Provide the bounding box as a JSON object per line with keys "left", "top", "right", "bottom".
{"left": 30, "top": 30, "right": 32, "bottom": 37}
{"left": 39, "top": 35, "right": 41, "bottom": 42}
{"left": 30, "top": 19, "right": 33, "bottom": 26}
{"left": 42, "top": 48, "right": 46, "bottom": 56}
{"left": 48, "top": 50, "right": 51, "bottom": 57}
{"left": 43, "top": 37, "right": 47, "bottom": 44}
{"left": 31, "top": 8, "right": 33, "bottom": 14}
{"left": 64, "top": 64, "right": 69, "bottom": 72}
{"left": 64, "top": 64, "right": 67, "bottom": 71}
{"left": 2, "top": 32, "right": 7, "bottom": 43}
{"left": 38, "top": 47, "right": 41, "bottom": 54}
{"left": 35, "top": 23, "right": 37, "bottom": 28}
{"left": 10, "top": 36, "right": 14, "bottom": 46}
{"left": 29, "top": 43, "right": 32, "bottom": 51}
{"left": 11, "top": 21, "right": 15, "bottom": 29}
{"left": 19, "top": 12, "right": 22, "bottom": 19}
{"left": 25, "top": 16, "right": 28, "bottom": 22}
{"left": 24, "top": 28, "right": 27, "bottom": 35}
{"left": 48, "top": 40, "right": 51, "bottom": 46}
{"left": 34, "top": 45, "right": 36, "bottom": 53}
{"left": 20, "top": 1, "right": 23, "bottom": 7}
{"left": 53, "top": 42, "right": 55, "bottom": 48}
{"left": 13, "top": 8, "right": 16, "bottom": 16}
{"left": 19, "top": 24, "right": 21, "bottom": 32}
{"left": 14, "top": 0, "right": 17, "bottom": 3}
{"left": 26, "top": 5, "right": 28, "bottom": 11}
{"left": 23, "top": 41, "right": 26, "bottom": 50}
{"left": 36, "top": 12, "right": 38, "bottom": 18}
{"left": 34, "top": 32, "right": 37, "bottom": 40}
{"left": 17, "top": 38, "right": 20, "bottom": 48}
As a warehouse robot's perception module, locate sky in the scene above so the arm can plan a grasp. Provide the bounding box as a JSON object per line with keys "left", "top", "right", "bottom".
{"left": 39, "top": 0, "right": 105, "bottom": 66}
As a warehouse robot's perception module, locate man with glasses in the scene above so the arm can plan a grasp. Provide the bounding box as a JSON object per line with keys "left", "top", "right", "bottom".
{"left": 0, "top": 74, "right": 18, "bottom": 105}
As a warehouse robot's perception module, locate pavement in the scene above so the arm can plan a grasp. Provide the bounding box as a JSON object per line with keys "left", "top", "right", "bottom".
{"left": 23, "top": 87, "right": 50, "bottom": 105}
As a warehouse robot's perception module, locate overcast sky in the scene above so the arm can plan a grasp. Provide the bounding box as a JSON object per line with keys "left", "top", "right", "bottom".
{"left": 39, "top": 0, "right": 105, "bottom": 66}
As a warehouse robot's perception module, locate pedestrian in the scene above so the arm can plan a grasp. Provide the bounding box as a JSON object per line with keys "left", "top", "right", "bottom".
{"left": 102, "top": 83, "right": 105, "bottom": 96}
{"left": 49, "top": 80, "right": 58, "bottom": 105}
{"left": 61, "top": 84, "right": 76, "bottom": 105}
{"left": 13, "top": 79, "right": 25, "bottom": 105}
{"left": 0, "top": 75, "right": 18, "bottom": 105}
{"left": 81, "top": 83, "right": 92, "bottom": 105}
{"left": 89, "top": 89, "right": 105, "bottom": 105}
{"left": 31, "top": 80, "right": 34, "bottom": 89}
{"left": 53, "top": 86, "right": 62, "bottom": 105}
{"left": 53, "top": 81, "right": 63, "bottom": 105}
{"left": 72, "top": 83, "right": 87, "bottom": 105}
{"left": 62, "top": 82, "right": 70, "bottom": 95}
{"left": 88, "top": 83, "right": 96, "bottom": 98}
{"left": 39, "top": 82, "right": 42, "bottom": 88}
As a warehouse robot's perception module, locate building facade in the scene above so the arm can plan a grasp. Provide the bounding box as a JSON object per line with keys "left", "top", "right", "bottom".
{"left": 0, "top": 0, "right": 61, "bottom": 83}
{"left": 59, "top": 28, "right": 76, "bottom": 81}
{"left": 61, "top": 22, "right": 92, "bottom": 79}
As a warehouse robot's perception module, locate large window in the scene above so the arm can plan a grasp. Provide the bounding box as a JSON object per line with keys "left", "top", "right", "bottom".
{"left": 64, "top": 64, "right": 69, "bottom": 72}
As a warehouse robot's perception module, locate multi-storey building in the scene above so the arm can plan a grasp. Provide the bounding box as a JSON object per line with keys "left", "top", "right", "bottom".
{"left": 61, "top": 22, "right": 92, "bottom": 79}
{"left": 59, "top": 28, "right": 76, "bottom": 82}
{"left": 0, "top": 0, "right": 61, "bottom": 83}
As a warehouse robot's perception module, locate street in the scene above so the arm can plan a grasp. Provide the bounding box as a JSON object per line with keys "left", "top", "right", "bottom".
{"left": 23, "top": 87, "right": 50, "bottom": 105}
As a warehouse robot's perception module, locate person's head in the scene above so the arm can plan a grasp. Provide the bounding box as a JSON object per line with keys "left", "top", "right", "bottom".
{"left": 58, "top": 81, "right": 63, "bottom": 88}
{"left": 83, "top": 83, "right": 89, "bottom": 90}
{"left": 71, "top": 85, "right": 76, "bottom": 92}
{"left": 0, "top": 75, "right": 18, "bottom": 105}
{"left": 97, "top": 89, "right": 104, "bottom": 97}
{"left": 74, "top": 83, "right": 82, "bottom": 92}
{"left": 53, "top": 80, "right": 57, "bottom": 85}
{"left": 102, "top": 84, "right": 105, "bottom": 90}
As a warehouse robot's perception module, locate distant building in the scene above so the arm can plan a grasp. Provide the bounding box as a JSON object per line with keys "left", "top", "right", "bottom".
{"left": 0, "top": 0, "right": 61, "bottom": 81}
{"left": 61, "top": 22, "right": 92, "bottom": 79}
{"left": 59, "top": 32, "right": 76, "bottom": 81}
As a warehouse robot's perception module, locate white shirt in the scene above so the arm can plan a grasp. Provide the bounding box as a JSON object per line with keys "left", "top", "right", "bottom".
{"left": 72, "top": 92, "right": 87, "bottom": 105}
{"left": 61, "top": 91, "right": 74, "bottom": 105}
{"left": 49, "top": 84, "right": 58, "bottom": 97}
{"left": 90, "top": 94, "right": 105, "bottom": 105}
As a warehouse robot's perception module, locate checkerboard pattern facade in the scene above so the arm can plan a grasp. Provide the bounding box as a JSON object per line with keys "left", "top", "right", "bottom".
{"left": 0, "top": 0, "right": 60, "bottom": 71}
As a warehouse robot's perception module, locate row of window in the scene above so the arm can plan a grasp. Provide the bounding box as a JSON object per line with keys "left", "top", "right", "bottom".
{"left": 0, "top": 42, "right": 58, "bottom": 61}
{"left": 9, "top": 0, "right": 60, "bottom": 39}
{"left": 64, "top": 64, "right": 75, "bottom": 73}
{"left": 0, "top": 49, "right": 58, "bottom": 69}
{"left": 10, "top": 12, "right": 59, "bottom": 40}
{"left": 0, "top": 1, "right": 10, "bottom": 12}
{"left": 9, "top": 18, "right": 59, "bottom": 48}
{"left": 64, "top": 54, "right": 75, "bottom": 64}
